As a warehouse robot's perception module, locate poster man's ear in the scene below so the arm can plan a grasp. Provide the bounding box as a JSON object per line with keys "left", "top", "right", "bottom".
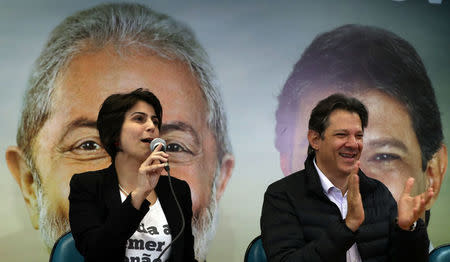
{"left": 215, "top": 153, "right": 234, "bottom": 202}
{"left": 6, "top": 146, "right": 40, "bottom": 229}
{"left": 425, "top": 144, "right": 447, "bottom": 209}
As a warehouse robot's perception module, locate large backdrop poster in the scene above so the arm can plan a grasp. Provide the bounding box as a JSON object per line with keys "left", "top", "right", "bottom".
{"left": 1, "top": 0, "right": 449, "bottom": 261}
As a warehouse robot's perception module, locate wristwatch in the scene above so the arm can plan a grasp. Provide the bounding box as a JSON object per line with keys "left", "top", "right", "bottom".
{"left": 396, "top": 217, "right": 417, "bottom": 231}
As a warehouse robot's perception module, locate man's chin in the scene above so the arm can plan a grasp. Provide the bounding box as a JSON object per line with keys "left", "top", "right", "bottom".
{"left": 192, "top": 197, "right": 218, "bottom": 261}
{"left": 37, "top": 189, "right": 70, "bottom": 252}
{"left": 338, "top": 160, "right": 358, "bottom": 173}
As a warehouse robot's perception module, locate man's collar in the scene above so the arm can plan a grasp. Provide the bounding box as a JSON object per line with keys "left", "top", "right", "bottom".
{"left": 313, "top": 157, "right": 337, "bottom": 195}
{"left": 304, "top": 153, "right": 331, "bottom": 200}
{"left": 305, "top": 153, "right": 376, "bottom": 196}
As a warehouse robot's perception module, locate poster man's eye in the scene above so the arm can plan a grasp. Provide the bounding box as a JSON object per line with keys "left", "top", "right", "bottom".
{"left": 167, "top": 143, "right": 186, "bottom": 153}
{"left": 76, "top": 141, "right": 101, "bottom": 151}
{"left": 371, "top": 153, "right": 400, "bottom": 162}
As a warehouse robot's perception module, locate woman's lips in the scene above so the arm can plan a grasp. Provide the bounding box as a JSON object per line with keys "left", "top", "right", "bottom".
{"left": 140, "top": 138, "right": 154, "bottom": 143}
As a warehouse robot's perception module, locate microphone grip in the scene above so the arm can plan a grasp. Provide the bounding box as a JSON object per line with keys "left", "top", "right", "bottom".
{"left": 164, "top": 161, "right": 170, "bottom": 172}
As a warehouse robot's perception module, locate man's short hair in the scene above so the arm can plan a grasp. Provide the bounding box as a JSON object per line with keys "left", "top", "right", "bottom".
{"left": 308, "top": 93, "right": 368, "bottom": 156}
{"left": 17, "top": 2, "right": 231, "bottom": 172}
{"left": 275, "top": 24, "right": 443, "bottom": 170}
{"left": 97, "top": 88, "right": 163, "bottom": 159}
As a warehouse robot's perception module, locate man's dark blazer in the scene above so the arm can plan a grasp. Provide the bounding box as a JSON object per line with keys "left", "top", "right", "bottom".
{"left": 261, "top": 154, "right": 429, "bottom": 262}
{"left": 69, "top": 164, "right": 197, "bottom": 262}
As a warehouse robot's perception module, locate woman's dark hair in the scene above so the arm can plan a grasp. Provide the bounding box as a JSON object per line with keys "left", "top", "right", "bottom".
{"left": 307, "top": 93, "right": 368, "bottom": 156}
{"left": 97, "top": 88, "right": 163, "bottom": 158}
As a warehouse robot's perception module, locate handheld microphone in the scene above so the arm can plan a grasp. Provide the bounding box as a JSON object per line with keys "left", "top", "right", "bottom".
{"left": 149, "top": 138, "right": 185, "bottom": 261}
{"left": 150, "top": 138, "right": 169, "bottom": 172}
{"left": 150, "top": 137, "right": 167, "bottom": 152}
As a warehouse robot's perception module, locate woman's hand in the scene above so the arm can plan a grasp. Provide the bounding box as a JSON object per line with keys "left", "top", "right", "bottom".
{"left": 131, "top": 144, "right": 169, "bottom": 208}
{"left": 137, "top": 143, "right": 169, "bottom": 194}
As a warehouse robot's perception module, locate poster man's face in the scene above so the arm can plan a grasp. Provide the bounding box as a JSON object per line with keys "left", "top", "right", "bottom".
{"left": 285, "top": 88, "right": 433, "bottom": 202}
{"left": 7, "top": 45, "right": 233, "bottom": 259}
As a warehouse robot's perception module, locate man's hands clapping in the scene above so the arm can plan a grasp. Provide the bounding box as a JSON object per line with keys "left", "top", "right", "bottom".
{"left": 345, "top": 160, "right": 434, "bottom": 232}
{"left": 346, "top": 161, "right": 365, "bottom": 232}
{"left": 397, "top": 178, "right": 434, "bottom": 231}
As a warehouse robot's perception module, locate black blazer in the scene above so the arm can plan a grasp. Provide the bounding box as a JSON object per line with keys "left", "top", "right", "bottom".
{"left": 69, "top": 164, "right": 197, "bottom": 262}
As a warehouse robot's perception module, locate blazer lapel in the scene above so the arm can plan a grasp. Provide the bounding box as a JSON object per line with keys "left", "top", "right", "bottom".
{"left": 102, "top": 164, "right": 122, "bottom": 211}
{"left": 155, "top": 176, "right": 182, "bottom": 261}
{"left": 156, "top": 176, "right": 181, "bottom": 236}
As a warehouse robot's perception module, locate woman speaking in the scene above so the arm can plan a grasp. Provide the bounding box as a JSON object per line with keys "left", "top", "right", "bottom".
{"left": 69, "top": 88, "right": 197, "bottom": 262}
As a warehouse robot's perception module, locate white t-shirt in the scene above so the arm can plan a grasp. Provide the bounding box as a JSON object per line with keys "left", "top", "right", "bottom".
{"left": 120, "top": 191, "right": 172, "bottom": 262}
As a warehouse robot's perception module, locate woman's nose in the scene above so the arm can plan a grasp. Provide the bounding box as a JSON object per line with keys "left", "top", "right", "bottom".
{"left": 145, "top": 119, "right": 156, "bottom": 131}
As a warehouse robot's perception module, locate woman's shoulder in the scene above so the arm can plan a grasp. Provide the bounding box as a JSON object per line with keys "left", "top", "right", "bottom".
{"left": 157, "top": 175, "right": 192, "bottom": 210}
{"left": 70, "top": 164, "right": 115, "bottom": 188}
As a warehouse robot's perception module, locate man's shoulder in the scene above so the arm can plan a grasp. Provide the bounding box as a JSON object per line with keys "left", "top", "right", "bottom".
{"left": 267, "top": 169, "right": 307, "bottom": 193}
